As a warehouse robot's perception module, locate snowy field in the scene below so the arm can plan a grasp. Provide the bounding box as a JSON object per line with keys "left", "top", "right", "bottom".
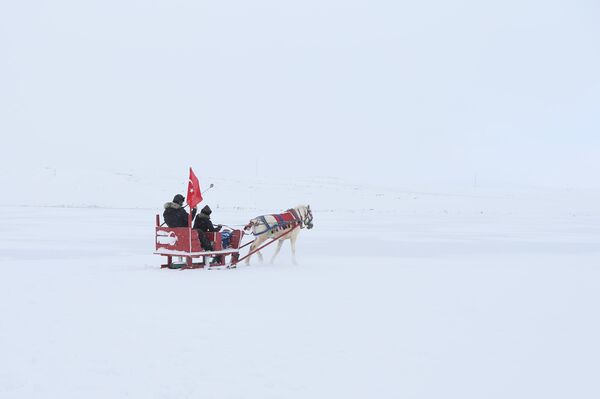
{"left": 1, "top": 174, "right": 599, "bottom": 398}
{"left": 3, "top": 0, "right": 599, "bottom": 396}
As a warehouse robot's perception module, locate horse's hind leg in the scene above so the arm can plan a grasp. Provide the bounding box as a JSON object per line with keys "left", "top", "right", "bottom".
{"left": 290, "top": 236, "right": 298, "bottom": 265}
{"left": 245, "top": 242, "right": 255, "bottom": 265}
{"left": 257, "top": 250, "right": 264, "bottom": 263}
{"left": 270, "top": 240, "right": 284, "bottom": 264}
{"left": 246, "top": 237, "right": 265, "bottom": 265}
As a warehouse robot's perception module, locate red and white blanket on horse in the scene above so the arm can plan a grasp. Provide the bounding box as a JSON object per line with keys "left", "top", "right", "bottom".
{"left": 247, "top": 210, "right": 300, "bottom": 235}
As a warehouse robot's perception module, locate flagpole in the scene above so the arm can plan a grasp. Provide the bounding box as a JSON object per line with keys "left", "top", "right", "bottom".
{"left": 183, "top": 184, "right": 215, "bottom": 210}
{"left": 188, "top": 167, "right": 193, "bottom": 254}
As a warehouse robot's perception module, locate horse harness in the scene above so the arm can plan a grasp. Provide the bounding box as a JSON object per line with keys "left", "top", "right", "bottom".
{"left": 247, "top": 208, "right": 313, "bottom": 236}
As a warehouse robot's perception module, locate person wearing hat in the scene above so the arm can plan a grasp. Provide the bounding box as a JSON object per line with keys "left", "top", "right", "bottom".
{"left": 163, "top": 194, "right": 197, "bottom": 228}
{"left": 193, "top": 205, "right": 222, "bottom": 263}
{"left": 193, "top": 205, "right": 222, "bottom": 233}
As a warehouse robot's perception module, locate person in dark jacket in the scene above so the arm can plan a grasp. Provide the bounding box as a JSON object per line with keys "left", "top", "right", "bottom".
{"left": 193, "top": 205, "right": 222, "bottom": 263}
{"left": 163, "top": 194, "right": 197, "bottom": 228}
{"left": 193, "top": 205, "right": 222, "bottom": 233}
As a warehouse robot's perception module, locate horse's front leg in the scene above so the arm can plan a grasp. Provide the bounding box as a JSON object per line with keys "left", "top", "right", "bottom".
{"left": 290, "top": 236, "right": 298, "bottom": 265}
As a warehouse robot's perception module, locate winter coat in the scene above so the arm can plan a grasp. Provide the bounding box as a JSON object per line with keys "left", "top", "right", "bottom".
{"left": 193, "top": 210, "right": 221, "bottom": 232}
{"left": 163, "top": 202, "right": 197, "bottom": 228}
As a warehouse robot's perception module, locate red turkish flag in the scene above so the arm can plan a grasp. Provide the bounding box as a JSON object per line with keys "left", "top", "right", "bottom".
{"left": 186, "top": 167, "right": 202, "bottom": 209}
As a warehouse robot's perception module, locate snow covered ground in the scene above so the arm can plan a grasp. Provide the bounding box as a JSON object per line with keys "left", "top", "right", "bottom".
{"left": 1, "top": 171, "right": 599, "bottom": 398}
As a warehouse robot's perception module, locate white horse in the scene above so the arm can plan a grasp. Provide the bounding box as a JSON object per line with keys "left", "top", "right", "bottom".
{"left": 243, "top": 205, "right": 313, "bottom": 265}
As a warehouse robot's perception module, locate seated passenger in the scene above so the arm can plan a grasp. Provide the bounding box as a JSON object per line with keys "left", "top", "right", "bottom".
{"left": 193, "top": 205, "right": 223, "bottom": 264}
{"left": 193, "top": 205, "right": 222, "bottom": 232}
{"left": 163, "top": 194, "right": 197, "bottom": 228}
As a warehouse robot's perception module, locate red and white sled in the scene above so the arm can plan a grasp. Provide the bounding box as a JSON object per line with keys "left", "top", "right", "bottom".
{"left": 154, "top": 212, "right": 302, "bottom": 270}
{"left": 154, "top": 215, "right": 243, "bottom": 269}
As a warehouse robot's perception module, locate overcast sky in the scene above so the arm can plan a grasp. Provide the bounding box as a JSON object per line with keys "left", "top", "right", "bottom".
{"left": 1, "top": 0, "right": 599, "bottom": 188}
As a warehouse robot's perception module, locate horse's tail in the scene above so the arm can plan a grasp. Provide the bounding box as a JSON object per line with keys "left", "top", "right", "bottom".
{"left": 243, "top": 220, "right": 255, "bottom": 233}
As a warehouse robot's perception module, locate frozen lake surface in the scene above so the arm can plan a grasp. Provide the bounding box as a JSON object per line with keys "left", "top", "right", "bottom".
{"left": 1, "top": 198, "right": 599, "bottom": 398}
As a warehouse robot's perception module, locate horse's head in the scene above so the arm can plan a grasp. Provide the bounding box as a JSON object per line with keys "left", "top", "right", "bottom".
{"left": 294, "top": 204, "right": 314, "bottom": 229}
{"left": 305, "top": 205, "right": 314, "bottom": 229}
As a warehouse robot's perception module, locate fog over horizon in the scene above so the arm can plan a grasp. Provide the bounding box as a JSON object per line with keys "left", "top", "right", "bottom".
{"left": 2, "top": 0, "right": 599, "bottom": 190}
